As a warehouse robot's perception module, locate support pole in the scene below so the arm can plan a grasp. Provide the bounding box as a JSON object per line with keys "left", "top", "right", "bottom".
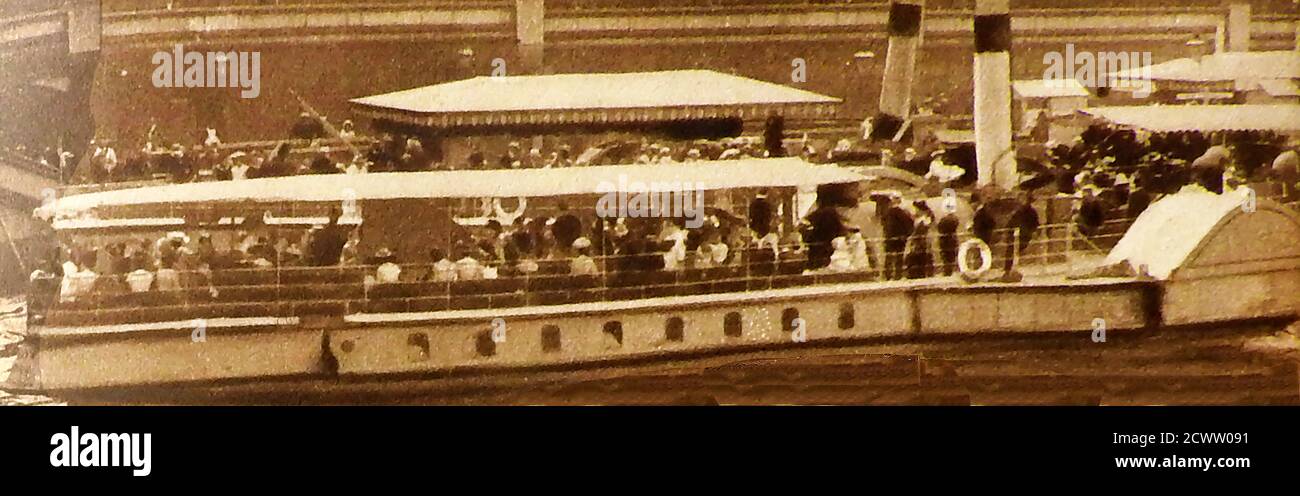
{"left": 1226, "top": 2, "right": 1251, "bottom": 53}
{"left": 516, "top": 0, "right": 545, "bottom": 74}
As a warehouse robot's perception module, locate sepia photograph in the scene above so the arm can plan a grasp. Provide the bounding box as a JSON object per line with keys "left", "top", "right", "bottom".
{"left": 0, "top": 0, "right": 1298, "bottom": 480}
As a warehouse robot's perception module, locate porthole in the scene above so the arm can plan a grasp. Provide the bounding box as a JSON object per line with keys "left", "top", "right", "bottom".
{"left": 665, "top": 316, "right": 685, "bottom": 342}
{"left": 781, "top": 308, "right": 800, "bottom": 332}
{"left": 541, "top": 325, "right": 561, "bottom": 352}
{"left": 724, "top": 312, "right": 742, "bottom": 337}
{"left": 838, "top": 303, "right": 855, "bottom": 330}
{"left": 407, "top": 333, "right": 430, "bottom": 361}
{"left": 603, "top": 320, "right": 624, "bottom": 345}
{"left": 475, "top": 330, "right": 496, "bottom": 357}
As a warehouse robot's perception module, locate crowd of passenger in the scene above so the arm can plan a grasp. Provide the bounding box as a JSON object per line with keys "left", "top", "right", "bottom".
{"left": 876, "top": 124, "right": 1299, "bottom": 238}
{"left": 32, "top": 231, "right": 223, "bottom": 304}
{"left": 72, "top": 116, "right": 368, "bottom": 184}
{"left": 454, "top": 135, "right": 786, "bottom": 171}
{"left": 25, "top": 115, "right": 1300, "bottom": 310}
{"left": 65, "top": 112, "right": 797, "bottom": 187}
{"left": 344, "top": 188, "right": 1016, "bottom": 286}
{"left": 1029, "top": 126, "right": 1299, "bottom": 235}
{"left": 36, "top": 185, "right": 1036, "bottom": 307}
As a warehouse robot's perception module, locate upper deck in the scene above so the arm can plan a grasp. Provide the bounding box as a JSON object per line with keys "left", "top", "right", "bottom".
{"left": 29, "top": 153, "right": 1149, "bottom": 333}
{"left": 31, "top": 216, "right": 1130, "bottom": 332}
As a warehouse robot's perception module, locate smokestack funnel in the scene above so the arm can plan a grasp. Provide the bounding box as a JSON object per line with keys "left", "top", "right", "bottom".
{"left": 871, "top": 0, "right": 925, "bottom": 140}
{"left": 973, "top": 0, "right": 1016, "bottom": 191}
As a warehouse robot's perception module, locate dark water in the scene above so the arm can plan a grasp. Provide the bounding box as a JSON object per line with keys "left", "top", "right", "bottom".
{"left": 0, "top": 300, "right": 65, "bottom": 406}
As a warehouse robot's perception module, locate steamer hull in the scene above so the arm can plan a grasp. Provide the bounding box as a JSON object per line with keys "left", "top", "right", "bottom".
{"left": 8, "top": 278, "right": 1157, "bottom": 392}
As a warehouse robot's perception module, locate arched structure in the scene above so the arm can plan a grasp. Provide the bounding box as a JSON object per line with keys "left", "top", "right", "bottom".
{"left": 1107, "top": 189, "right": 1300, "bottom": 325}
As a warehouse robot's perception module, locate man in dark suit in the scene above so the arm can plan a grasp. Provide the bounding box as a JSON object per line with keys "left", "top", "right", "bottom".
{"left": 1005, "top": 192, "right": 1039, "bottom": 275}
{"left": 551, "top": 202, "right": 583, "bottom": 255}
{"left": 801, "top": 205, "right": 846, "bottom": 271}
{"left": 881, "top": 196, "right": 914, "bottom": 280}
{"left": 970, "top": 193, "right": 995, "bottom": 245}
{"left": 307, "top": 209, "right": 349, "bottom": 266}
{"left": 291, "top": 112, "right": 326, "bottom": 140}
{"left": 935, "top": 209, "right": 960, "bottom": 277}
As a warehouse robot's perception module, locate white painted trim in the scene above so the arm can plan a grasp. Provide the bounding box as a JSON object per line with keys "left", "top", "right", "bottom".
{"left": 346, "top": 276, "right": 1134, "bottom": 325}
{"left": 40, "top": 316, "right": 300, "bottom": 338}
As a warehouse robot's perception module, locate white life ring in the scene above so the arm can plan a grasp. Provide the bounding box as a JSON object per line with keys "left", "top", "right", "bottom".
{"left": 492, "top": 196, "right": 527, "bottom": 221}
{"left": 957, "top": 238, "right": 993, "bottom": 281}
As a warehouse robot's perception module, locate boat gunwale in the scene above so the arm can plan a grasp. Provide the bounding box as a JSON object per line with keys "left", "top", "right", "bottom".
{"left": 30, "top": 276, "right": 1147, "bottom": 342}
{"left": 17, "top": 315, "right": 1296, "bottom": 401}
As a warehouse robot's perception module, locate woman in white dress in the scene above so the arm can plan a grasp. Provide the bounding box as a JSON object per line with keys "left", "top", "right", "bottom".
{"left": 828, "top": 236, "right": 853, "bottom": 272}
{"left": 848, "top": 230, "right": 871, "bottom": 271}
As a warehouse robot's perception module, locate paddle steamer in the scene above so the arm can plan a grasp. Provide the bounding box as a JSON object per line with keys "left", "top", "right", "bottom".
{"left": 4, "top": 155, "right": 1298, "bottom": 400}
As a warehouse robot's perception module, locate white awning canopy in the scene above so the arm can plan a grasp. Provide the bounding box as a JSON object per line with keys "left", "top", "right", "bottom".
{"left": 1106, "top": 188, "right": 1244, "bottom": 279}
{"left": 43, "top": 158, "right": 864, "bottom": 218}
{"left": 933, "top": 129, "right": 976, "bottom": 144}
{"left": 1080, "top": 104, "right": 1300, "bottom": 133}
{"left": 349, "top": 70, "right": 842, "bottom": 127}
{"left": 1108, "top": 51, "right": 1300, "bottom": 83}
{"left": 1257, "top": 79, "right": 1300, "bottom": 98}
{"left": 1012, "top": 79, "right": 1090, "bottom": 99}
{"left": 1106, "top": 188, "right": 1300, "bottom": 280}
